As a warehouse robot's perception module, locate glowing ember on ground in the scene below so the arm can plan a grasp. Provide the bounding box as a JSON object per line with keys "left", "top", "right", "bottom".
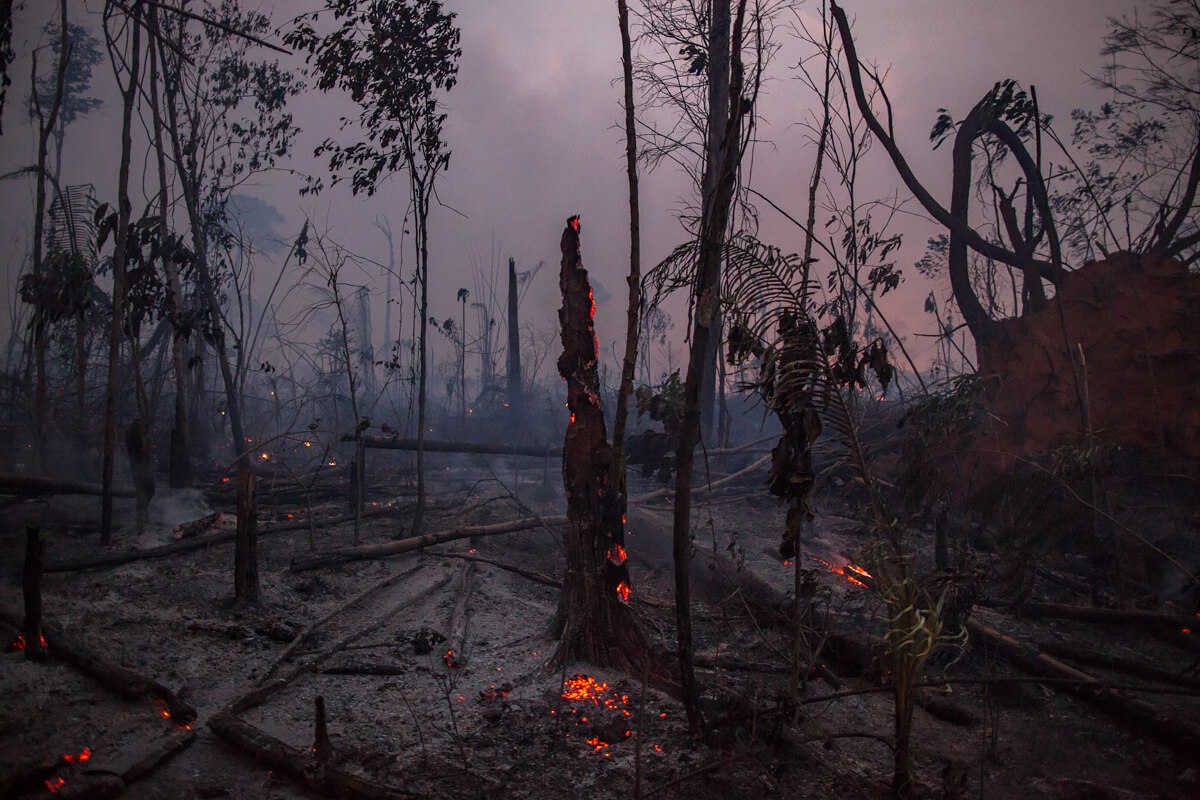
{"left": 45, "top": 777, "right": 64, "bottom": 792}
{"left": 812, "top": 557, "right": 872, "bottom": 588}
{"left": 586, "top": 737, "right": 609, "bottom": 752}
{"left": 562, "top": 674, "right": 610, "bottom": 704}
{"left": 443, "top": 650, "right": 456, "bottom": 668}
{"left": 615, "top": 581, "right": 631, "bottom": 603}
{"left": 63, "top": 748, "right": 90, "bottom": 763}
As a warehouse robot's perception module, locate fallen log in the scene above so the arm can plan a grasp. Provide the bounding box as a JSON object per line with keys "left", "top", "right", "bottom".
{"left": 1038, "top": 640, "right": 1200, "bottom": 691}
{"left": 120, "top": 728, "right": 196, "bottom": 784}
{"left": 432, "top": 550, "right": 561, "bottom": 589}
{"left": 257, "top": 560, "right": 424, "bottom": 686}
{"left": 289, "top": 515, "right": 566, "bottom": 572}
{"left": 1017, "top": 601, "right": 1188, "bottom": 632}
{"left": 443, "top": 561, "right": 475, "bottom": 668}
{"left": 45, "top": 505, "right": 403, "bottom": 573}
{"left": 0, "top": 610, "right": 195, "bottom": 725}
{"left": 348, "top": 435, "right": 561, "bottom": 458}
{"left": 320, "top": 663, "right": 409, "bottom": 676}
{"left": 208, "top": 710, "right": 410, "bottom": 800}
{"left": 0, "top": 473, "right": 136, "bottom": 498}
{"left": 243, "top": 570, "right": 454, "bottom": 713}
{"left": 172, "top": 511, "right": 223, "bottom": 540}
{"left": 967, "top": 617, "right": 1200, "bottom": 762}
{"left": 629, "top": 453, "right": 771, "bottom": 504}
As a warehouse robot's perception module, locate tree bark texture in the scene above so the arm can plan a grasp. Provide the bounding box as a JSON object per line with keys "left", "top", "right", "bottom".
{"left": 670, "top": 0, "right": 748, "bottom": 731}
{"left": 549, "top": 217, "right": 651, "bottom": 673}
{"left": 234, "top": 468, "right": 259, "bottom": 606}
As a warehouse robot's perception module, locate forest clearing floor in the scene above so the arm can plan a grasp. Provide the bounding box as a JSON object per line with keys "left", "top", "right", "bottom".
{"left": 1, "top": 452, "right": 1198, "bottom": 799}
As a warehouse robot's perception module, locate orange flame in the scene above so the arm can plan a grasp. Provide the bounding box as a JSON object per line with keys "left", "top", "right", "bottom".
{"left": 615, "top": 581, "right": 631, "bottom": 603}
{"left": 569, "top": 413, "right": 576, "bottom": 424}
{"left": 588, "top": 287, "right": 595, "bottom": 318}
{"left": 813, "top": 557, "right": 872, "bottom": 588}
{"left": 570, "top": 216, "right": 580, "bottom": 232}
{"left": 45, "top": 777, "right": 65, "bottom": 792}
{"left": 607, "top": 544, "right": 627, "bottom": 565}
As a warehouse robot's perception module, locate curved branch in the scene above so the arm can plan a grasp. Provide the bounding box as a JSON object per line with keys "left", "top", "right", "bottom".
{"left": 829, "top": 3, "right": 1050, "bottom": 278}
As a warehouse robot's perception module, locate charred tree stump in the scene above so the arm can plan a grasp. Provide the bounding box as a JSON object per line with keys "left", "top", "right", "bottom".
{"left": 235, "top": 468, "right": 259, "bottom": 606}
{"left": 23, "top": 527, "right": 47, "bottom": 662}
{"left": 548, "top": 217, "right": 658, "bottom": 677}
{"left": 313, "top": 695, "right": 332, "bottom": 765}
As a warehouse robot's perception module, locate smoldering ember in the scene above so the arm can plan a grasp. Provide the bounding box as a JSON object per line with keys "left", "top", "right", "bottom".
{"left": 1, "top": 1, "right": 1198, "bottom": 798}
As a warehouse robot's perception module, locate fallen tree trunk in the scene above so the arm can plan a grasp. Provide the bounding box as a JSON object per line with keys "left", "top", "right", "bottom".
{"left": 289, "top": 515, "right": 565, "bottom": 573}
{"left": 433, "top": 551, "right": 561, "bottom": 589}
{"left": 443, "top": 561, "right": 474, "bottom": 668}
{"left": 629, "top": 453, "right": 771, "bottom": 504}
{"left": 0, "top": 610, "right": 195, "bottom": 725}
{"left": 46, "top": 506, "right": 404, "bottom": 573}
{"left": 1039, "top": 640, "right": 1200, "bottom": 691}
{"left": 1017, "top": 601, "right": 1189, "bottom": 632}
{"left": 348, "top": 435, "right": 561, "bottom": 458}
{"left": 209, "top": 710, "right": 410, "bottom": 800}
{"left": 172, "top": 511, "right": 223, "bottom": 540}
{"left": 0, "top": 473, "right": 136, "bottom": 498}
{"left": 968, "top": 617, "right": 1200, "bottom": 762}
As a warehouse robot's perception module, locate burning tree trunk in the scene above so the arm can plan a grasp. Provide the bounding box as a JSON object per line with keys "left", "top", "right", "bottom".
{"left": 548, "top": 217, "right": 653, "bottom": 673}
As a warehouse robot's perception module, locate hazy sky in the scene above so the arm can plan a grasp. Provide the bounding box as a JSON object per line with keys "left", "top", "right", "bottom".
{"left": 0, "top": 0, "right": 1144, "bottom": 384}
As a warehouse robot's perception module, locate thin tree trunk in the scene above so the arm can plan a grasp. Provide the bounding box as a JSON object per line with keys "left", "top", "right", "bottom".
{"left": 612, "top": 0, "right": 641, "bottom": 453}
{"left": 101, "top": 1, "right": 142, "bottom": 545}
{"left": 671, "top": 0, "right": 745, "bottom": 732}
{"left": 412, "top": 179, "right": 430, "bottom": 537}
{"left": 157, "top": 26, "right": 251, "bottom": 472}
{"left": 30, "top": 0, "right": 70, "bottom": 463}
{"left": 147, "top": 5, "right": 190, "bottom": 488}
{"left": 506, "top": 257, "right": 521, "bottom": 417}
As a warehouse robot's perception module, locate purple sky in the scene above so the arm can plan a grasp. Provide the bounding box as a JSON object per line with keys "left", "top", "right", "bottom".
{"left": 0, "top": 0, "right": 1144, "bottom": 388}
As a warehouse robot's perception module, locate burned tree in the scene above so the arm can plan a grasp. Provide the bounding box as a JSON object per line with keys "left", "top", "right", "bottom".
{"left": 506, "top": 257, "right": 521, "bottom": 415}
{"left": 548, "top": 217, "right": 655, "bottom": 673}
